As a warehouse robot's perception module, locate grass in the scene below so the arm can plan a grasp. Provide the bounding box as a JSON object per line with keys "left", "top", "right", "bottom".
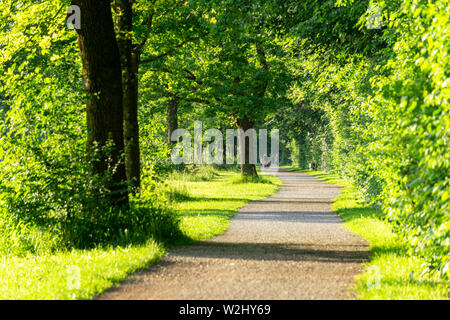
{"left": 287, "top": 167, "right": 449, "bottom": 300}
{"left": 0, "top": 241, "right": 163, "bottom": 299}
{"left": 0, "top": 167, "right": 281, "bottom": 299}
{"left": 169, "top": 168, "right": 282, "bottom": 241}
{"left": 167, "top": 165, "right": 219, "bottom": 182}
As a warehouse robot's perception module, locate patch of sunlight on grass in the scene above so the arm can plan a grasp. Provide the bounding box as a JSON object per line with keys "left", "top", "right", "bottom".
{"left": 0, "top": 240, "right": 163, "bottom": 300}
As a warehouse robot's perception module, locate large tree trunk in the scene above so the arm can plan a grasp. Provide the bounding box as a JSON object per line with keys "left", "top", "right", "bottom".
{"left": 167, "top": 95, "right": 179, "bottom": 144}
{"left": 73, "top": 0, "right": 128, "bottom": 207}
{"left": 236, "top": 116, "right": 258, "bottom": 178}
{"left": 115, "top": 0, "right": 141, "bottom": 193}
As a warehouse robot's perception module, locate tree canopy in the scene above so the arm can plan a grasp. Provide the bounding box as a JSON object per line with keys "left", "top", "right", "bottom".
{"left": 0, "top": 0, "right": 448, "bottom": 278}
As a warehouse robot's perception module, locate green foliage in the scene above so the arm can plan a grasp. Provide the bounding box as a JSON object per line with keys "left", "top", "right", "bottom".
{"left": 279, "top": 0, "right": 449, "bottom": 278}
{"left": 0, "top": 208, "right": 60, "bottom": 256}
{"left": 139, "top": 112, "right": 174, "bottom": 175}
{"left": 363, "top": 0, "right": 449, "bottom": 277}
{"left": 0, "top": 0, "right": 448, "bottom": 298}
{"left": 0, "top": 0, "right": 182, "bottom": 252}
{"left": 167, "top": 165, "right": 218, "bottom": 182}
{"left": 289, "top": 138, "right": 300, "bottom": 168}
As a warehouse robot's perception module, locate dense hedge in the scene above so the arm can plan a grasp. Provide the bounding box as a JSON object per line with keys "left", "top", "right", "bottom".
{"left": 365, "top": 0, "right": 449, "bottom": 276}
{"left": 283, "top": 0, "right": 449, "bottom": 277}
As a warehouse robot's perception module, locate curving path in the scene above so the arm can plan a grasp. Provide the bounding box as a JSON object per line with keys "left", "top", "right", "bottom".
{"left": 97, "top": 168, "right": 369, "bottom": 300}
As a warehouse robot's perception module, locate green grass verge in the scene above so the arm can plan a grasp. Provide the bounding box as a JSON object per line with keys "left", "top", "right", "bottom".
{"left": 0, "top": 168, "right": 281, "bottom": 299}
{"left": 170, "top": 170, "right": 281, "bottom": 241}
{"left": 0, "top": 241, "right": 164, "bottom": 299}
{"left": 287, "top": 167, "right": 449, "bottom": 300}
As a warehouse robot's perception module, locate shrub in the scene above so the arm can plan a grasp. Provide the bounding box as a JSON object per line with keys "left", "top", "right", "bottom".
{"left": 168, "top": 165, "right": 218, "bottom": 182}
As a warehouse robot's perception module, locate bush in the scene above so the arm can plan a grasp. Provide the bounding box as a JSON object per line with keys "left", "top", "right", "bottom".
{"left": 0, "top": 208, "right": 60, "bottom": 256}
{"left": 229, "top": 175, "right": 274, "bottom": 185}
{"left": 168, "top": 165, "right": 219, "bottom": 182}
{"left": 278, "top": 0, "right": 449, "bottom": 278}
{"left": 362, "top": 0, "right": 449, "bottom": 277}
{"left": 0, "top": 144, "right": 182, "bottom": 250}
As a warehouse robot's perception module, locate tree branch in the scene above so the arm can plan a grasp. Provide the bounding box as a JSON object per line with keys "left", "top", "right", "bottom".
{"left": 136, "top": 9, "right": 156, "bottom": 50}
{"left": 139, "top": 36, "right": 201, "bottom": 64}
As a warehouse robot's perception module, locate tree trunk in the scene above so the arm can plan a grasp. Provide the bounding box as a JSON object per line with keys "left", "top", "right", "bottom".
{"left": 233, "top": 45, "right": 268, "bottom": 178}
{"left": 168, "top": 95, "right": 179, "bottom": 144}
{"left": 115, "top": 0, "right": 141, "bottom": 193}
{"left": 72, "top": 0, "right": 128, "bottom": 207}
{"left": 123, "top": 51, "right": 141, "bottom": 193}
{"left": 236, "top": 116, "right": 258, "bottom": 178}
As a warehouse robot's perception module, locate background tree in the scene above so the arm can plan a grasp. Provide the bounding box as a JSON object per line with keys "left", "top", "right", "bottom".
{"left": 113, "top": 0, "right": 211, "bottom": 191}
{"left": 170, "top": 1, "right": 292, "bottom": 176}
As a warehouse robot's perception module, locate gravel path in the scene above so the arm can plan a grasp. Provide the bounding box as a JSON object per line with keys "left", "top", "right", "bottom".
{"left": 97, "top": 168, "right": 369, "bottom": 300}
